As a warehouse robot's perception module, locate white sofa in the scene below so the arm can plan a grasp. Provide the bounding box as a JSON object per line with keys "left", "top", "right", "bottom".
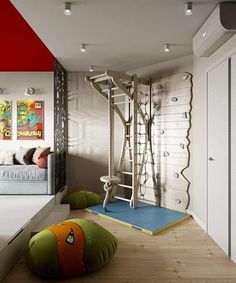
{"left": 0, "top": 153, "right": 54, "bottom": 195}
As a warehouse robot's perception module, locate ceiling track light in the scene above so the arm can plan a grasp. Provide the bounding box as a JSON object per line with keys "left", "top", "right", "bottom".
{"left": 64, "top": 2, "right": 72, "bottom": 16}
{"left": 185, "top": 2, "right": 192, "bottom": 16}
{"left": 80, "top": 43, "right": 86, "bottom": 53}
{"left": 89, "top": 65, "right": 94, "bottom": 72}
{"left": 164, "top": 43, "right": 170, "bottom": 53}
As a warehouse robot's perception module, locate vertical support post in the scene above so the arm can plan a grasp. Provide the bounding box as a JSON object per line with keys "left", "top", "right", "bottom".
{"left": 131, "top": 75, "right": 138, "bottom": 208}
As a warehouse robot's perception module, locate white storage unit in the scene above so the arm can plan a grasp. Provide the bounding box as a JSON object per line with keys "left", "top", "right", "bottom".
{"left": 207, "top": 52, "right": 236, "bottom": 261}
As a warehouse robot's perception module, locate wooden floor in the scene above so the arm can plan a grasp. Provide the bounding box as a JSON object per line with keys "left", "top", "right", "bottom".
{"left": 4, "top": 209, "right": 236, "bottom": 283}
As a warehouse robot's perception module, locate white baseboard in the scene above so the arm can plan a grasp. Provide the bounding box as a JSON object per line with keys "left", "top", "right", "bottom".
{"left": 187, "top": 209, "right": 206, "bottom": 231}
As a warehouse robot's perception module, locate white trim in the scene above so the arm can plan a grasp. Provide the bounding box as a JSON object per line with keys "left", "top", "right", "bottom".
{"left": 187, "top": 209, "right": 207, "bottom": 231}
{"left": 205, "top": 70, "right": 208, "bottom": 232}
{"left": 206, "top": 46, "right": 236, "bottom": 73}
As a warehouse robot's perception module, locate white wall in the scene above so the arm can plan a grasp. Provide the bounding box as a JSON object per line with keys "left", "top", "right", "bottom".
{"left": 0, "top": 72, "right": 54, "bottom": 151}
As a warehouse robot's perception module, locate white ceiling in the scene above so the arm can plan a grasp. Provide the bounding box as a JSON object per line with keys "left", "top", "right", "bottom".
{"left": 11, "top": 0, "right": 224, "bottom": 72}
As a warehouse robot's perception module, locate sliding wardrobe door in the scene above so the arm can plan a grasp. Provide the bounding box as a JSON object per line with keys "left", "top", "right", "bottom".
{"left": 231, "top": 53, "right": 236, "bottom": 262}
{"left": 207, "top": 59, "right": 229, "bottom": 255}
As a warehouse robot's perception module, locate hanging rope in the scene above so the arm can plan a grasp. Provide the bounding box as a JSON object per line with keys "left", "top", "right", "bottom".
{"left": 108, "top": 79, "right": 113, "bottom": 177}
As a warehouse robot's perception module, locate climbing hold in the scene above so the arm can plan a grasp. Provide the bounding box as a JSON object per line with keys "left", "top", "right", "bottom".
{"left": 179, "top": 143, "right": 185, "bottom": 149}
{"left": 182, "top": 112, "right": 188, "bottom": 119}
{"left": 182, "top": 74, "right": 189, "bottom": 81}
{"left": 171, "top": 97, "right": 178, "bottom": 102}
{"left": 173, "top": 172, "right": 179, "bottom": 179}
{"left": 160, "top": 130, "right": 165, "bottom": 135}
{"left": 163, "top": 151, "right": 169, "bottom": 157}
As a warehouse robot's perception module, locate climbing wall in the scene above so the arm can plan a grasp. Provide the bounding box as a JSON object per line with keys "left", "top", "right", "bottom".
{"left": 137, "top": 72, "right": 192, "bottom": 212}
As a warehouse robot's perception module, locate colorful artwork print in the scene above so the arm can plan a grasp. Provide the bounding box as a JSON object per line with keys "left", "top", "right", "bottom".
{"left": 17, "top": 100, "right": 44, "bottom": 140}
{"left": 0, "top": 100, "right": 12, "bottom": 140}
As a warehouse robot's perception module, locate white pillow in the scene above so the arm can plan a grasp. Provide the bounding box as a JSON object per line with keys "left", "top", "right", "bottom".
{"left": 0, "top": 151, "right": 14, "bottom": 165}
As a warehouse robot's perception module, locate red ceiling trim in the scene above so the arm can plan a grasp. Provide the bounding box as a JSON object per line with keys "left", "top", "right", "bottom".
{"left": 0, "top": 0, "right": 55, "bottom": 72}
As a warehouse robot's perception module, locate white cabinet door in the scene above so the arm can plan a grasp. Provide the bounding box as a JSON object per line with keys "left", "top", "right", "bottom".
{"left": 207, "top": 59, "right": 229, "bottom": 255}
{"left": 231, "top": 53, "right": 236, "bottom": 262}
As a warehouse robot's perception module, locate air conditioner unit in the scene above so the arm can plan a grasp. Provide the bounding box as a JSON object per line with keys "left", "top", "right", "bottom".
{"left": 193, "top": 2, "right": 236, "bottom": 57}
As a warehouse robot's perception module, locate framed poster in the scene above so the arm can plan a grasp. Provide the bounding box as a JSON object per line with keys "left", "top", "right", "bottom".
{"left": 17, "top": 100, "right": 44, "bottom": 140}
{"left": 0, "top": 100, "right": 12, "bottom": 140}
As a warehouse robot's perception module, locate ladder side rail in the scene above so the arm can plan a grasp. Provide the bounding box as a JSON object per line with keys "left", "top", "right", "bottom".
{"left": 131, "top": 75, "right": 138, "bottom": 208}
{"left": 112, "top": 77, "right": 133, "bottom": 100}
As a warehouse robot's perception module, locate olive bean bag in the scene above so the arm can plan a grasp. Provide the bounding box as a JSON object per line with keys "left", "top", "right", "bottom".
{"left": 62, "top": 190, "right": 101, "bottom": 209}
{"left": 25, "top": 218, "right": 117, "bottom": 279}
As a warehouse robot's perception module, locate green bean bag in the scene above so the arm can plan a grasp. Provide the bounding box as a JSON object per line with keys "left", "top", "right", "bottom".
{"left": 62, "top": 190, "right": 101, "bottom": 209}
{"left": 25, "top": 219, "right": 117, "bottom": 279}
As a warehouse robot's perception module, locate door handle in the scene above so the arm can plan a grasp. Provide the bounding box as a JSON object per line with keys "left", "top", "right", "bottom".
{"left": 208, "top": 157, "right": 215, "bottom": 161}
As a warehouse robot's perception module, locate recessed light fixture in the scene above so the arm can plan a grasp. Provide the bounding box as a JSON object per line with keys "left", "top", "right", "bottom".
{"left": 89, "top": 65, "right": 94, "bottom": 72}
{"left": 164, "top": 43, "right": 170, "bottom": 53}
{"left": 185, "top": 2, "right": 192, "bottom": 16}
{"left": 80, "top": 43, "right": 86, "bottom": 53}
{"left": 64, "top": 2, "right": 72, "bottom": 16}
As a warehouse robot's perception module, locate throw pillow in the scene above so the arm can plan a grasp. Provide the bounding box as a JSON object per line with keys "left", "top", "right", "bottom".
{"left": 32, "top": 147, "right": 50, "bottom": 165}
{"left": 38, "top": 156, "right": 47, "bottom": 169}
{"left": 0, "top": 151, "right": 14, "bottom": 165}
{"left": 15, "top": 148, "right": 36, "bottom": 165}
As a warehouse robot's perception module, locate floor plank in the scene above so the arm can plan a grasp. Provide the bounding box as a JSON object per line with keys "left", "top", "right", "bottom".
{"left": 4, "top": 209, "right": 236, "bottom": 283}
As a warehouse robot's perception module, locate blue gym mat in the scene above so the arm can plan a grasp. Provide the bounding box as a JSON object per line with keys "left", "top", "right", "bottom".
{"left": 86, "top": 200, "right": 189, "bottom": 235}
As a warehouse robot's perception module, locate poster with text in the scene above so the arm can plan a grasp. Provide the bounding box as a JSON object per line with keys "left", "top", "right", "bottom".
{"left": 0, "top": 100, "right": 12, "bottom": 140}
{"left": 17, "top": 100, "right": 44, "bottom": 140}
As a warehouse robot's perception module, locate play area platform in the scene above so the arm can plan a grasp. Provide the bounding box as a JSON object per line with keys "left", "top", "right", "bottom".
{"left": 86, "top": 200, "right": 190, "bottom": 235}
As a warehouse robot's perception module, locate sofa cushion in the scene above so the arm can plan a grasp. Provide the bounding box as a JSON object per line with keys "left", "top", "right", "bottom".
{"left": 0, "top": 165, "right": 47, "bottom": 181}
{"left": 0, "top": 151, "right": 14, "bottom": 165}
{"left": 38, "top": 156, "right": 47, "bottom": 169}
{"left": 15, "top": 148, "right": 36, "bottom": 165}
{"left": 32, "top": 147, "right": 50, "bottom": 165}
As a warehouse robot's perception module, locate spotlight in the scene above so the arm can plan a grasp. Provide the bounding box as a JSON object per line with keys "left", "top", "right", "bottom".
{"left": 185, "top": 2, "right": 192, "bottom": 16}
{"left": 25, "top": 88, "right": 35, "bottom": 96}
{"left": 64, "top": 2, "right": 72, "bottom": 16}
{"left": 80, "top": 43, "right": 86, "bottom": 53}
{"left": 164, "top": 43, "right": 170, "bottom": 53}
{"left": 89, "top": 65, "right": 94, "bottom": 72}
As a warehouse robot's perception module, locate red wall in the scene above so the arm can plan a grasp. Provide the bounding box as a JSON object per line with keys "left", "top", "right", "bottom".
{"left": 0, "top": 0, "right": 55, "bottom": 71}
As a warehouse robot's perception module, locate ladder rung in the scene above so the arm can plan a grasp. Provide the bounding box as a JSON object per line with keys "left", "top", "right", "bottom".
{"left": 112, "top": 93, "right": 126, "bottom": 98}
{"left": 124, "top": 147, "right": 132, "bottom": 149}
{"left": 121, "top": 159, "right": 133, "bottom": 162}
{"left": 126, "top": 135, "right": 132, "bottom": 137}
{"left": 121, "top": 171, "right": 133, "bottom": 175}
{"left": 113, "top": 101, "right": 131, "bottom": 105}
{"left": 118, "top": 184, "right": 133, "bottom": 189}
{"left": 101, "top": 87, "right": 118, "bottom": 92}
{"left": 113, "top": 196, "right": 130, "bottom": 202}
{"left": 126, "top": 123, "right": 131, "bottom": 126}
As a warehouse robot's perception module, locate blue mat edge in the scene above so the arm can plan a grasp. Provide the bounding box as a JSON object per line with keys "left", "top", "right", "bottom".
{"left": 85, "top": 202, "right": 190, "bottom": 235}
